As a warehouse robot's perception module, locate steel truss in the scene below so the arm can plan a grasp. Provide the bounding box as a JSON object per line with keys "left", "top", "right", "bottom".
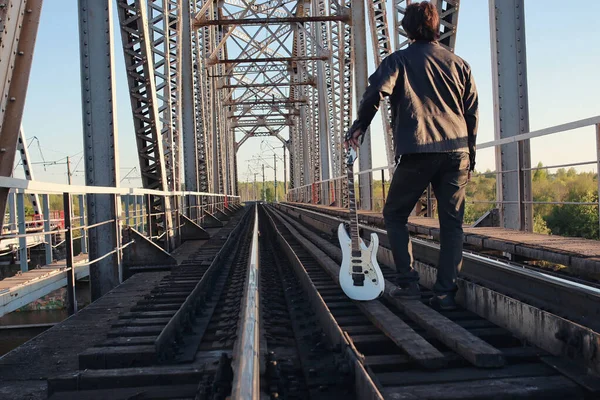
{"left": 0, "top": 0, "right": 43, "bottom": 233}
{"left": 394, "top": 0, "right": 460, "bottom": 52}
{"left": 148, "top": 0, "right": 181, "bottom": 192}
{"left": 116, "top": 0, "right": 172, "bottom": 241}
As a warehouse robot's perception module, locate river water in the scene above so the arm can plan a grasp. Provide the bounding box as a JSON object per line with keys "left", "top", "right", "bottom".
{"left": 0, "top": 309, "right": 68, "bottom": 356}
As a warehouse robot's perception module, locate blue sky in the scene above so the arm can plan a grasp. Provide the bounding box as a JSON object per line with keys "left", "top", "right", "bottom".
{"left": 16, "top": 0, "right": 600, "bottom": 187}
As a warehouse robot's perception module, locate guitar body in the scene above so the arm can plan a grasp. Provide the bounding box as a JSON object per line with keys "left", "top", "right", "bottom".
{"left": 337, "top": 147, "right": 385, "bottom": 301}
{"left": 338, "top": 223, "right": 385, "bottom": 300}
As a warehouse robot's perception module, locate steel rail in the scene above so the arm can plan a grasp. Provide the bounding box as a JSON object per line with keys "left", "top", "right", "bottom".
{"left": 231, "top": 204, "right": 261, "bottom": 399}
{"left": 275, "top": 203, "right": 600, "bottom": 332}
{"left": 154, "top": 206, "right": 252, "bottom": 356}
{"left": 271, "top": 203, "right": 600, "bottom": 382}
{"left": 262, "top": 206, "right": 385, "bottom": 399}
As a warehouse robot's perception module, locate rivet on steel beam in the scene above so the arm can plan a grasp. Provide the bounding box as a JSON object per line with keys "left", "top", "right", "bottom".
{"left": 9, "top": 97, "right": 16, "bottom": 101}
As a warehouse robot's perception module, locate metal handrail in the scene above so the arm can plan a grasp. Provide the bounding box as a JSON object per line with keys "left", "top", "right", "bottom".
{"left": 286, "top": 117, "right": 600, "bottom": 220}
{"left": 288, "top": 115, "right": 600, "bottom": 193}
{"left": 0, "top": 176, "right": 240, "bottom": 198}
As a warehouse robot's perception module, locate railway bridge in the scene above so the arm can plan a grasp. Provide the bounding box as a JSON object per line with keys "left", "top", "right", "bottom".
{"left": 1, "top": 0, "right": 600, "bottom": 399}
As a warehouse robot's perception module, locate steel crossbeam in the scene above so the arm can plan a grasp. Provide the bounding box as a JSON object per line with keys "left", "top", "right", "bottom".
{"left": 194, "top": 14, "right": 349, "bottom": 27}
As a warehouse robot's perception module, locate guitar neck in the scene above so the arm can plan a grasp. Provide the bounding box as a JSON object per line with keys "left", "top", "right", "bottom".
{"left": 347, "top": 164, "right": 360, "bottom": 253}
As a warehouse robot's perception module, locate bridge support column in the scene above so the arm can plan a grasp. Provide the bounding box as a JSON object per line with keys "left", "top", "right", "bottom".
{"left": 78, "top": 0, "right": 121, "bottom": 300}
{"left": 181, "top": 1, "right": 199, "bottom": 193}
{"left": 489, "top": 0, "right": 533, "bottom": 231}
{"left": 352, "top": 0, "right": 373, "bottom": 210}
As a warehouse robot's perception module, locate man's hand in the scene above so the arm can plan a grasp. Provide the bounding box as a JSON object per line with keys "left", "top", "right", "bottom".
{"left": 344, "top": 128, "right": 363, "bottom": 151}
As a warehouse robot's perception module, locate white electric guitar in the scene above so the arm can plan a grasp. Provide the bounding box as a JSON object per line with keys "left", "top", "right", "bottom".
{"left": 337, "top": 148, "right": 385, "bottom": 301}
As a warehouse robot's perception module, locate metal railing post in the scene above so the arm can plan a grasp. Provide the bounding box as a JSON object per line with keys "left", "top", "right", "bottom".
{"left": 124, "top": 194, "right": 130, "bottom": 226}
{"left": 426, "top": 185, "right": 433, "bottom": 218}
{"left": 42, "top": 194, "right": 53, "bottom": 265}
{"left": 381, "top": 169, "right": 386, "bottom": 206}
{"left": 596, "top": 124, "right": 600, "bottom": 238}
{"left": 136, "top": 195, "right": 142, "bottom": 231}
{"left": 146, "top": 193, "right": 153, "bottom": 240}
{"left": 163, "top": 196, "right": 170, "bottom": 252}
{"left": 63, "top": 192, "right": 77, "bottom": 315}
{"left": 114, "top": 194, "right": 123, "bottom": 283}
{"left": 17, "top": 192, "right": 27, "bottom": 272}
{"left": 197, "top": 195, "right": 202, "bottom": 225}
{"left": 79, "top": 195, "right": 87, "bottom": 253}
{"left": 8, "top": 192, "right": 16, "bottom": 232}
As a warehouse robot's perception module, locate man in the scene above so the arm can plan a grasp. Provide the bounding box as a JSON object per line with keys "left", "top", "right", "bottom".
{"left": 344, "top": 1, "right": 478, "bottom": 310}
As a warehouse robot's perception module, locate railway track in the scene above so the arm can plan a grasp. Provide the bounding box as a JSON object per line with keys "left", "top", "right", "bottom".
{"left": 264, "top": 205, "right": 594, "bottom": 399}
{"left": 274, "top": 203, "right": 600, "bottom": 333}
{"left": 43, "top": 203, "right": 599, "bottom": 399}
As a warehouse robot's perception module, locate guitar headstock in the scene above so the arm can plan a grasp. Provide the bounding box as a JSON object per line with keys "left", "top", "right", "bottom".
{"left": 346, "top": 147, "right": 357, "bottom": 167}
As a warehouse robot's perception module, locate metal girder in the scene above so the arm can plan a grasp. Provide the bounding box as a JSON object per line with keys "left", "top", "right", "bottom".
{"left": 489, "top": 0, "right": 532, "bottom": 231}
{"left": 78, "top": 0, "right": 121, "bottom": 299}
{"left": 230, "top": 112, "right": 299, "bottom": 118}
{"left": 367, "top": 0, "right": 395, "bottom": 167}
{"left": 182, "top": 0, "right": 199, "bottom": 191}
{"left": 435, "top": 0, "right": 460, "bottom": 50}
{"left": 353, "top": 0, "right": 373, "bottom": 209}
{"left": 16, "top": 127, "right": 41, "bottom": 214}
{"left": 116, "top": 0, "right": 172, "bottom": 242}
{"left": 219, "top": 81, "right": 314, "bottom": 89}
{"left": 167, "top": 0, "right": 182, "bottom": 191}
{"left": 194, "top": 15, "right": 349, "bottom": 27}
{"left": 148, "top": 0, "right": 180, "bottom": 192}
{"left": 231, "top": 64, "right": 289, "bottom": 74}
{"left": 394, "top": 0, "right": 460, "bottom": 52}
{"left": 0, "top": 0, "right": 42, "bottom": 233}
{"left": 229, "top": 27, "right": 288, "bottom": 58}
{"left": 328, "top": 0, "right": 352, "bottom": 180}
{"left": 225, "top": 0, "right": 292, "bottom": 19}
{"left": 233, "top": 121, "right": 291, "bottom": 128}
{"left": 192, "top": 0, "right": 210, "bottom": 191}
{"left": 225, "top": 99, "right": 308, "bottom": 106}
{"left": 313, "top": 0, "right": 331, "bottom": 192}
{"left": 193, "top": 0, "right": 219, "bottom": 193}
{"left": 210, "top": 55, "right": 330, "bottom": 65}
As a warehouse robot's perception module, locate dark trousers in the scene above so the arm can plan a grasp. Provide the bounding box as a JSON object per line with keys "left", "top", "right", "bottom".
{"left": 382, "top": 152, "right": 470, "bottom": 296}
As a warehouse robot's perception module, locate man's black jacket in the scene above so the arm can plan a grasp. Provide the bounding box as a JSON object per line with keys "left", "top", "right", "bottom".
{"left": 352, "top": 40, "right": 479, "bottom": 170}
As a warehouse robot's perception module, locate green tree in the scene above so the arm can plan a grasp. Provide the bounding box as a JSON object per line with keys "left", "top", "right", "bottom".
{"left": 544, "top": 190, "right": 598, "bottom": 239}
{"left": 533, "top": 162, "right": 548, "bottom": 182}
{"left": 265, "top": 187, "right": 274, "bottom": 202}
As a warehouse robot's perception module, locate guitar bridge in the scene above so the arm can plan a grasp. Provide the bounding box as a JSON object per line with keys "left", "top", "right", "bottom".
{"left": 352, "top": 261, "right": 364, "bottom": 286}
{"left": 352, "top": 273, "right": 365, "bottom": 286}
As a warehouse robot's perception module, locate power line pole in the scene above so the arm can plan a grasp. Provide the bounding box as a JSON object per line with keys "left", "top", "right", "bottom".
{"left": 274, "top": 153, "right": 277, "bottom": 202}
{"left": 254, "top": 173, "right": 258, "bottom": 200}
{"left": 283, "top": 145, "right": 287, "bottom": 196}
{"left": 262, "top": 164, "right": 265, "bottom": 201}
{"left": 66, "top": 156, "right": 72, "bottom": 185}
